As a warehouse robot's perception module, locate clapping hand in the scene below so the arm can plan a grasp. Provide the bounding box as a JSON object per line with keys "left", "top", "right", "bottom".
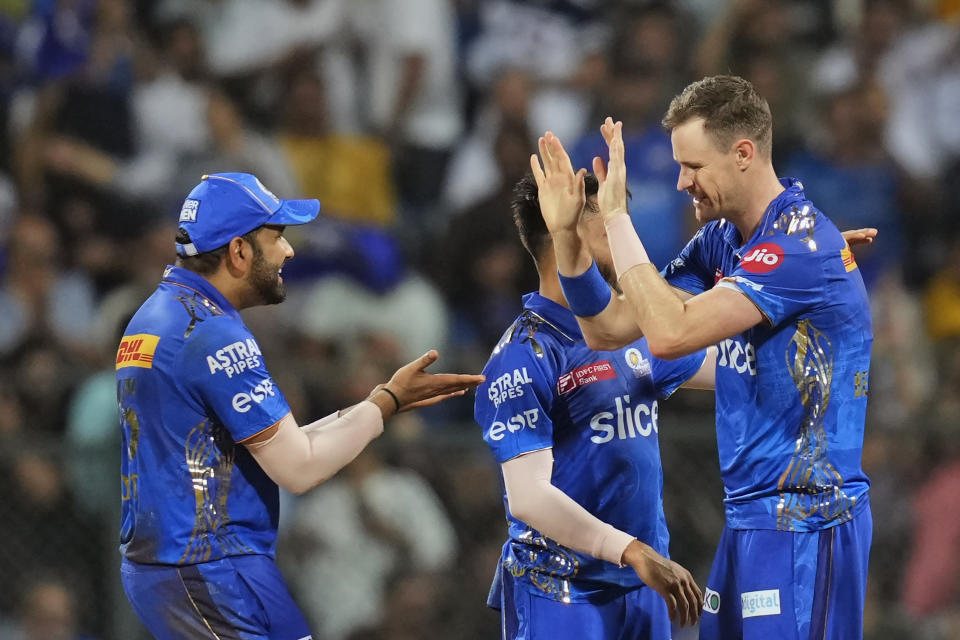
{"left": 594, "top": 117, "right": 630, "bottom": 222}
{"left": 530, "top": 131, "right": 587, "bottom": 235}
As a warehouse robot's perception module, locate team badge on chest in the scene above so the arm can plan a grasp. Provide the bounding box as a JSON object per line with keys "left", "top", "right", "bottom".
{"left": 625, "top": 348, "right": 651, "bottom": 378}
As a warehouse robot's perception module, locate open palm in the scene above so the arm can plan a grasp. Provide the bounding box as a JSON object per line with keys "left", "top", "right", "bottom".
{"left": 530, "top": 131, "right": 587, "bottom": 234}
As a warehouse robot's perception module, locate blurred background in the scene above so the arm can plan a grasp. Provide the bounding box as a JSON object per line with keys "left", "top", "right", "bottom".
{"left": 0, "top": 0, "right": 957, "bottom": 638}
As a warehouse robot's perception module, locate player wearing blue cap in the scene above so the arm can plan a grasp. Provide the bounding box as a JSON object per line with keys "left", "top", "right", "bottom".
{"left": 117, "top": 173, "right": 484, "bottom": 639}
{"left": 538, "top": 76, "right": 874, "bottom": 640}
{"left": 476, "top": 169, "right": 714, "bottom": 640}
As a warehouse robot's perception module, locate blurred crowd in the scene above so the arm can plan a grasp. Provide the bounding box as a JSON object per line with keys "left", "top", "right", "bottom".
{"left": 0, "top": 0, "right": 958, "bottom": 638}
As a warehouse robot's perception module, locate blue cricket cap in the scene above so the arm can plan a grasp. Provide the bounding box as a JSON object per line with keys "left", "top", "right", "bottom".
{"left": 175, "top": 172, "right": 320, "bottom": 256}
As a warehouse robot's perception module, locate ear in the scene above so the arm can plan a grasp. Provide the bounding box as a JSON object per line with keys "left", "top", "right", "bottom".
{"left": 733, "top": 138, "right": 756, "bottom": 171}
{"left": 224, "top": 236, "right": 248, "bottom": 274}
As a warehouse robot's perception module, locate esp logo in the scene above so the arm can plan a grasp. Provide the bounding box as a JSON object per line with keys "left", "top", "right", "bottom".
{"left": 740, "top": 242, "right": 784, "bottom": 274}
{"left": 488, "top": 409, "right": 540, "bottom": 441}
{"left": 232, "top": 379, "right": 277, "bottom": 413}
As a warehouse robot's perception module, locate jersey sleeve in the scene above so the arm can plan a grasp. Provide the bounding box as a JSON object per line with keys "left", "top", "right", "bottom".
{"left": 474, "top": 342, "right": 557, "bottom": 464}
{"left": 650, "top": 348, "right": 708, "bottom": 399}
{"left": 661, "top": 226, "right": 714, "bottom": 295}
{"left": 717, "top": 237, "right": 826, "bottom": 326}
{"left": 177, "top": 317, "right": 291, "bottom": 442}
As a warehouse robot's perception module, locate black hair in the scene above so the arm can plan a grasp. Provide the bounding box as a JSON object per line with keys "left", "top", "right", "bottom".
{"left": 174, "top": 227, "right": 260, "bottom": 275}
{"left": 510, "top": 172, "right": 600, "bottom": 263}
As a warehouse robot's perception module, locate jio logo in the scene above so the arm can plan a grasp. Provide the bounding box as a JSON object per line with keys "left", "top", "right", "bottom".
{"left": 740, "top": 242, "right": 784, "bottom": 274}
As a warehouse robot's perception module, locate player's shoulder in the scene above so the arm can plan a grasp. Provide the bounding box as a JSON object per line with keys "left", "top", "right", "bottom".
{"left": 483, "top": 310, "right": 567, "bottom": 377}
{"left": 182, "top": 313, "right": 253, "bottom": 348}
{"left": 177, "top": 314, "right": 264, "bottom": 378}
{"left": 761, "top": 192, "right": 844, "bottom": 254}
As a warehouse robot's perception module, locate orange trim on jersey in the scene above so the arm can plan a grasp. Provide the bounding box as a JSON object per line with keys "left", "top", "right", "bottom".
{"left": 840, "top": 243, "right": 858, "bottom": 272}
{"left": 237, "top": 414, "right": 290, "bottom": 446}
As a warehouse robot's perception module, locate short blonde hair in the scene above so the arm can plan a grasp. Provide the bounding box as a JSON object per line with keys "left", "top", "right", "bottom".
{"left": 662, "top": 75, "right": 773, "bottom": 156}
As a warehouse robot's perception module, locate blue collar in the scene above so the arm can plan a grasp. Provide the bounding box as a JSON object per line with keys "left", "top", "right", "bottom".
{"left": 717, "top": 177, "right": 807, "bottom": 253}
{"left": 753, "top": 177, "right": 807, "bottom": 241}
{"left": 161, "top": 265, "right": 240, "bottom": 319}
{"left": 521, "top": 292, "right": 583, "bottom": 342}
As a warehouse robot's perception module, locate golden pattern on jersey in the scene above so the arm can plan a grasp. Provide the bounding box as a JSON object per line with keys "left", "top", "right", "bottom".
{"left": 504, "top": 531, "right": 580, "bottom": 603}
{"left": 776, "top": 319, "right": 857, "bottom": 530}
{"left": 769, "top": 204, "right": 818, "bottom": 252}
{"left": 180, "top": 419, "right": 252, "bottom": 563}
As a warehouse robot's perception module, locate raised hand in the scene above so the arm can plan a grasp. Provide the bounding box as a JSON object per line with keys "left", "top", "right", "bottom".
{"left": 382, "top": 350, "right": 485, "bottom": 412}
{"left": 622, "top": 540, "right": 703, "bottom": 627}
{"left": 593, "top": 117, "right": 630, "bottom": 221}
{"left": 530, "top": 131, "right": 587, "bottom": 234}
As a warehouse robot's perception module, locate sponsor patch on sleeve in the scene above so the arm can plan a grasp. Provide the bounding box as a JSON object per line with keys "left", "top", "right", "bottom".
{"left": 557, "top": 360, "right": 616, "bottom": 394}
{"left": 206, "top": 338, "right": 263, "bottom": 378}
{"left": 487, "top": 408, "right": 540, "bottom": 441}
{"left": 488, "top": 367, "right": 534, "bottom": 407}
{"left": 116, "top": 334, "right": 160, "bottom": 369}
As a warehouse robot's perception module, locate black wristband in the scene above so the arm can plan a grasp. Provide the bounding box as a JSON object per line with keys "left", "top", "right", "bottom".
{"left": 378, "top": 386, "right": 401, "bottom": 412}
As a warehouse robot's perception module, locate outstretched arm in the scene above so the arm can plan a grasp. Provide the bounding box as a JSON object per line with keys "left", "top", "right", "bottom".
{"left": 579, "top": 225, "right": 874, "bottom": 354}
{"left": 503, "top": 449, "right": 702, "bottom": 627}
{"left": 244, "top": 350, "right": 484, "bottom": 494}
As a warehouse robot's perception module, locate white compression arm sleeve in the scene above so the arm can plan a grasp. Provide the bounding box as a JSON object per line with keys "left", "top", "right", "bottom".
{"left": 501, "top": 448, "right": 636, "bottom": 565}
{"left": 245, "top": 402, "right": 384, "bottom": 494}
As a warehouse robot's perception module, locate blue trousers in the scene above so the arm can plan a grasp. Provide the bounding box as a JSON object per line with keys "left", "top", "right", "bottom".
{"left": 121, "top": 554, "right": 312, "bottom": 640}
{"left": 496, "top": 565, "right": 672, "bottom": 640}
{"left": 699, "top": 504, "right": 872, "bottom": 640}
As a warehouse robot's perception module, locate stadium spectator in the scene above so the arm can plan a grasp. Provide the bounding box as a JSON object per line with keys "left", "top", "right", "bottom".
{"left": 284, "top": 445, "right": 457, "bottom": 639}
{"left": 0, "top": 575, "right": 99, "bottom": 640}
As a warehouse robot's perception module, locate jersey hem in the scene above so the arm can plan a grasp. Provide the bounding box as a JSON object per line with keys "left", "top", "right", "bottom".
{"left": 723, "top": 491, "right": 870, "bottom": 531}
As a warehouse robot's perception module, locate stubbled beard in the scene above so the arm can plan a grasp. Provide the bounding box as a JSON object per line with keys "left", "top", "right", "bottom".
{"left": 248, "top": 246, "right": 285, "bottom": 305}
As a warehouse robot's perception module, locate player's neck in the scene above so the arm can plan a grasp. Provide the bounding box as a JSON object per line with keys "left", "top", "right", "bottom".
{"left": 536, "top": 259, "right": 569, "bottom": 309}
{"left": 205, "top": 270, "right": 251, "bottom": 310}
{"left": 732, "top": 167, "right": 784, "bottom": 243}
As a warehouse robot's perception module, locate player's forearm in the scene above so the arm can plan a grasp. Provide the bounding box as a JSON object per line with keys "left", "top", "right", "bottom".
{"left": 603, "top": 211, "right": 694, "bottom": 358}
{"left": 618, "top": 263, "right": 695, "bottom": 359}
{"left": 575, "top": 293, "right": 645, "bottom": 351}
{"left": 551, "top": 229, "right": 592, "bottom": 277}
{"left": 247, "top": 405, "right": 384, "bottom": 494}
{"left": 501, "top": 450, "right": 635, "bottom": 566}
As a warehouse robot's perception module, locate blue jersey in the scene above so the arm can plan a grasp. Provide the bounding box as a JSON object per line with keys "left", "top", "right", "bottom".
{"left": 117, "top": 266, "right": 291, "bottom": 565}
{"left": 474, "top": 292, "right": 705, "bottom": 602}
{"left": 663, "top": 178, "right": 872, "bottom": 532}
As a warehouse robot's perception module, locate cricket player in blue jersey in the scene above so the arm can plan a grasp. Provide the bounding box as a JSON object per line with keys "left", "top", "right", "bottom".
{"left": 116, "top": 172, "right": 483, "bottom": 640}
{"left": 476, "top": 169, "right": 715, "bottom": 639}
{"left": 538, "top": 75, "right": 874, "bottom": 639}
